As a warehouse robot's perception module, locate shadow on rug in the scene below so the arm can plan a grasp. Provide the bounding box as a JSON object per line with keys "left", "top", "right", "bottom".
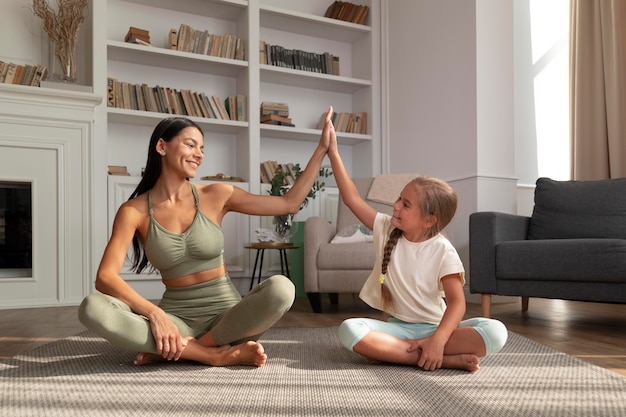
{"left": 1, "top": 326, "right": 625, "bottom": 417}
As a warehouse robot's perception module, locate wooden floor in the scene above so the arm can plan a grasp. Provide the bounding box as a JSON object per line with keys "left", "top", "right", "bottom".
{"left": 1, "top": 293, "right": 625, "bottom": 377}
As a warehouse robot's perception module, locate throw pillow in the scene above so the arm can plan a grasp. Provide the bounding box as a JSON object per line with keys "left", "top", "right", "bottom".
{"left": 330, "top": 224, "right": 374, "bottom": 244}
{"left": 527, "top": 177, "right": 626, "bottom": 239}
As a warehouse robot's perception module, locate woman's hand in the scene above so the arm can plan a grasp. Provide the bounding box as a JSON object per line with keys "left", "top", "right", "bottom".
{"left": 407, "top": 336, "right": 445, "bottom": 371}
{"left": 148, "top": 310, "right": 187, "bottom": 361}
{"left": 319, "top": 106, "right": 334, "bottom": 153}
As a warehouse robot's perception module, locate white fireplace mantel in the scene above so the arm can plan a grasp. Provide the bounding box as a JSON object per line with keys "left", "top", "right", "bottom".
{"left": 0, "top": 84, "right": 102, "bottom": 309}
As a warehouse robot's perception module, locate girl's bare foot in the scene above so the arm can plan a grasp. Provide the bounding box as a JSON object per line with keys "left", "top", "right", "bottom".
{"left": 442, "top": 353, "right": 480, "bottom": 372}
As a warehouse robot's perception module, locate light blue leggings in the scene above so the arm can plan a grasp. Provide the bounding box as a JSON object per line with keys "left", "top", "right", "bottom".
{"left": 339, "top": 316, "right": 508, "bottom": 356}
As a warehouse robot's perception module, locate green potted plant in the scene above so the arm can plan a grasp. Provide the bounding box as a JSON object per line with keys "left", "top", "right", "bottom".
{"left": 268, "top": 164, "right": 332, "bottom": 242}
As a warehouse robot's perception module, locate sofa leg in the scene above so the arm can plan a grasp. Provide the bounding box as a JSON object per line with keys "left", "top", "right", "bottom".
{"left": 307, "top": 292, "right": 322, "bottom": 313}
{"left": 329, "top": 293, "right": 339, "bottom": 305}
{"left": 521, "top": 296, "right": 529, "bottom": 312}
{"left": 481, "top": 294, "right": 492, "bottom": 318}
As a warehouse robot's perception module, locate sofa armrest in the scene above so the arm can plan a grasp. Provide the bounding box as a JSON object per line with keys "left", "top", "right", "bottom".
{"left": 469, "top": 211, "right": 530, "bottom": 294}
{"left": 304, "top": 217, "right": 336, "bottom": 293}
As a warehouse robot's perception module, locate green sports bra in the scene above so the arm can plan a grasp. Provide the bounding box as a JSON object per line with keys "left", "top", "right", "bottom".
{"left": 143, "top": 183, "right": 224, "bottom": 280}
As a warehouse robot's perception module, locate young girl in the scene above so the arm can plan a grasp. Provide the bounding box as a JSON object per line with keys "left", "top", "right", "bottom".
{"left": 327, "top": 125, "right": 508, "bottom": 372}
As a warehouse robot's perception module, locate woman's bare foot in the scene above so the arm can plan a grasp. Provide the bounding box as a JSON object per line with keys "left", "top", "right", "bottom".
{"left": 134, "top": 352, "right": 166, "bottom": 366}
{"left": 442, "top": 353, "right": 480, "bottom": 372}
{"left": 208, "top": 341, "right": 267, "bottom": 367}
{"left": 134, "top": 339, "right": 267, "bottom": 367}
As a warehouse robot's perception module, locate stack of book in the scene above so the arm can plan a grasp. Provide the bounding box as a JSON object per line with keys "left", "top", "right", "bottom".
{"left": 170, "top": 24, "right": 245, "bottom": 61}
{"left": 0, "top": 61, "right": 47, "bottom": 87}
{"left": 125, "top": 27, "right": 151, "bottom": 46}
{"left": 260, "top": 160, "right": 297, "bottom": 184}
{"left": 317, "top": 111, "right": 367, "bottom": 134}
{"left": 259, "top": 41, "right": 340, "bottom": 76}
{"left": 106, "top": 77, "right": 247, "bottom": 121}
{"left": 260, "top": 102, "right": 294, "bottom": 127}
{"left": 108, "top": 165, "right": 130, "bottom": 176}
{"left": 324, "top": 1, "right": 370, "bottom": 25}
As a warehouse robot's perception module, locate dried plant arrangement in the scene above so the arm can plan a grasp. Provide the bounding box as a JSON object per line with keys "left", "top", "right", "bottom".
{"left": 32, "top": 0, "right": 88, "bottom": 82}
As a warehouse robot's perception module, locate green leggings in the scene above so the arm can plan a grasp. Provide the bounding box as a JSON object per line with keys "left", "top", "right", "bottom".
{"left": 78, "top": 274, "right": 295, "bottom": 353}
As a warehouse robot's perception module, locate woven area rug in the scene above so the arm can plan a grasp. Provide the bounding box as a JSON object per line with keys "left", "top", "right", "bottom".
{"left": 1, "top": 326, "right": 625, "bottom": 417}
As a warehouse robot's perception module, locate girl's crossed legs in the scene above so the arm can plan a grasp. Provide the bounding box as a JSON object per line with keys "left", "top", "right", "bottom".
{"left": 338, "top": 316, "right": 508, "bottom": 372}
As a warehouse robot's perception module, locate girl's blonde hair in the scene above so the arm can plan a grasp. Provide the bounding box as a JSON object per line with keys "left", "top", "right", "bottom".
{"left": 380, "top": 176, "right": 458, "bottom": 313}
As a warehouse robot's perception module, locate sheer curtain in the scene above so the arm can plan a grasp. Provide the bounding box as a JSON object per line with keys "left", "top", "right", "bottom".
{"left": 570, "top": 0, "right": 626, "bottom": 179}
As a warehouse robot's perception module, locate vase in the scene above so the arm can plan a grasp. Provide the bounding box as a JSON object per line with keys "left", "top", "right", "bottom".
{"left": 49, "top": 38, "right": 77, "bottom": 83}
{"left": 273, "top": 214, "right": 297, "bottom": 243}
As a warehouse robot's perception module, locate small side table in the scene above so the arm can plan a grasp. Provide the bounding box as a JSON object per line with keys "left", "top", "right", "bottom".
{"left": 245, "top": 242, "right": 299, "bottom": 290}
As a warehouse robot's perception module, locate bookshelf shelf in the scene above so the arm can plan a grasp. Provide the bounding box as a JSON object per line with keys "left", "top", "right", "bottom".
{"left": 259, "top": 5, "right": 370, "bottom": 42}
{"left": 260, "top": 124, "right": 371, "bottom": 145}
{"left": 107, "top": 107, "right": 248, "bottom": 134}
{"left": 107, "top": 41, "right": 248, "bottom": 77}
{"left": 259, "top": 65, "right": 370, "bottom": 93}
{"left": 121, "top": 0, "right": 247, "bottom": 20}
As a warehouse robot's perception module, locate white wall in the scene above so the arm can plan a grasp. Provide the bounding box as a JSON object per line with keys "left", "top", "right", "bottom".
{"left": 384, "top": 0, "right": 517, "bottom": 295}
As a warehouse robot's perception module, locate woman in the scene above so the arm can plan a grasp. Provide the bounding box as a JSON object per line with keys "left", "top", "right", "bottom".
{"left": 79, "top": 108, "right": 333, "bottom": 367}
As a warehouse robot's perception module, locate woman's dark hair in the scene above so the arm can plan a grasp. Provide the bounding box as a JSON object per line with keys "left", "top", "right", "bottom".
{"left": 129, "top": 117, "right": 203, "bottom": 273}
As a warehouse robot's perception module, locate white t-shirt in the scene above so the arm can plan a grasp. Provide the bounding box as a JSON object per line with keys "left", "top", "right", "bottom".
{"left": 359, "top": 213, "right": 465, "bottom": 324}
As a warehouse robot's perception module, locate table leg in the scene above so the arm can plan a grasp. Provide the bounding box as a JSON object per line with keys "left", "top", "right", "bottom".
{"left": 282, "top": 249, "right": 291, "bottom": 278}
{"left": 257, "top": 249, "right": 266, "bottom": 287}
{"left": 249, "top": 249, "right": 262, "bottom": 290}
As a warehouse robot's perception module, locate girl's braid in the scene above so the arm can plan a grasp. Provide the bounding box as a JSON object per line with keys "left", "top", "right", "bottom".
{"left": 380, "top": 227, "right": 403, "bottom": 312}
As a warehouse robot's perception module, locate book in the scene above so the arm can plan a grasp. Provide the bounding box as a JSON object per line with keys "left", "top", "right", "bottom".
{"left": 190, "top": 91, "right": 204, "bottom": 117}
{"left": 262, "top": 120, "right": 295, "bottom": 127}
{"left": 134, "top": 84, "right": 146, "bottom": 111}
{"left": 3, "top": 63, "right": 17, "bottom": 84}
{"left": 260, "top": 114, "right": 292, "bottom": 124}
{"left": 260, "top": 101, "right": 289, "bottom": 116}
{"left": 224, "top": 95, "right": 237, "bottom": 120}
{"left": 108, "top": 165, "right": 130, "bottom": 176}
{"left": 209, "top": 34, "right": 223, "bottom": 57}
{"left": 125, "top": 27, "right": 150, "bottom": 43}
{"left": 212, "top": 95, "right": 230, "bottom": 119}
{"left": 168, "top": 29, "right": 178, "bottom": 50}
{"left": 29, "top": 64, "right": 48, "bottom": 87}
{"left": 236, "top": 95, "right": 246, "bottom": 121}
{"left": 179, "top": 89, "right": 192, "bottom": 116}
{"left": 176, "top": 24, "right": 189, "bottom": 51}
{"left": 206, "top": 94, "right": 222, "bottom": 119}
{"left": 20, "top": 65, "right": 35, "bottom": 86}
{"left": 235, "top": 38, "right": 245, "bottom": 61}
{"left": 199, "top": 93, "right": 217, "bottom": 118}
{"left": 0, "top": 61, "right": 8, "bottom": 82}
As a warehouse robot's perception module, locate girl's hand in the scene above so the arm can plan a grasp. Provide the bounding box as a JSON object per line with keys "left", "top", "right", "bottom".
{"left": 407, "top": 337, "right": 445, "bottom": 371}
{"left": 149, "top": 310, "right": 187, "bottom": 361}
{"left": 319, "top": 106, "right": 334, "bottom": 152}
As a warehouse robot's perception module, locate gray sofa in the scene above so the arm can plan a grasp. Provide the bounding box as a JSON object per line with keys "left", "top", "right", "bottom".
{"left": 304, "top": 178, "right": 393, "bottom": 313}
{"left": 470, "top": 177, "right": 626, "bottom": 317}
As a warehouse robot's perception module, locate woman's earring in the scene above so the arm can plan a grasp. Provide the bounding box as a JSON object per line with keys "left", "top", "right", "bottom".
{"left": 160, "top": 150, "right": 166, "bottom": 156}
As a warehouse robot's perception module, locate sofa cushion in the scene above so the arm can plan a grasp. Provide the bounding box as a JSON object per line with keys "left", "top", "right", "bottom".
{"left": 317, "top": 242, "right": 376, "bottom": 270}
{"left": 496, "top": 238, "right": 626, "bottom": 282}
{"left": 528, "top": 177, "right": 626, "bottom": 240}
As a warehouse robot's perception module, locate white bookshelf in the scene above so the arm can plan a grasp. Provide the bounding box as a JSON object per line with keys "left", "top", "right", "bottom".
{"left": 90, "top": 0, "right": 380, "bottom": 286}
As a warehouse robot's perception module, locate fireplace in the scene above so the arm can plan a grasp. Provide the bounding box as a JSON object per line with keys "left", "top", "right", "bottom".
{"left": 0, "top": 182, "right": 32, "bottom": 278}
{"left": 0, "top": 85, "right": 101, "bottom": 308}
